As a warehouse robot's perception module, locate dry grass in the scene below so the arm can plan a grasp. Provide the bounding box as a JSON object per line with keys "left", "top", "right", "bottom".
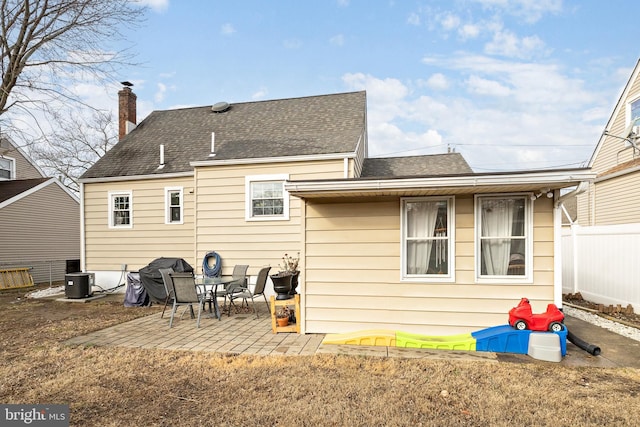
{"left": 1, "top": 286, "right": 640, "bottom": 426}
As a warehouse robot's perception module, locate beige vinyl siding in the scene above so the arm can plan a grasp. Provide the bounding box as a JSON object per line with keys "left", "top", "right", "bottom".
{"left": 304, "top": 195, "right": 555, "bottom": 336}
{"left": 593, "top": 173, "right": 640, "bottom": 224}
{"left": 195, "top": 159, "right": 344, "bottom": 276}
{"left": 0, "top": 139, "right": 43, "bottom": 179}
{"left": 0, "top": 182, "right": 79, "bottom": 283}
{"left": 593, "top": 79, "right": 640, "bottom": 173}
{"left": 575, "top": 184, "right": 592, "bottom": 226}
{"left": 83, "top": 176, "right": 195, "bottom": 271}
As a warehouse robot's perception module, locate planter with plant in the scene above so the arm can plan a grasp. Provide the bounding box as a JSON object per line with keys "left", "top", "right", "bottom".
{"left": 276, "top": 305, "right": 291, "bottom": 327}
{"left": 281, "top": 252, "right": 300, "bottom": 296}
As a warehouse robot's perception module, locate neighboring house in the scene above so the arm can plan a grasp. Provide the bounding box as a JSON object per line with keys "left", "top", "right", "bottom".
{"left": 563, "top": 58, "right": 640, "bottom": 309}
{"left": 80, "top": 86, "right": 594, "bottom": 335}
{"left": 0, "top": 137, "right": 80, "bottom": 284}
{"left": 577, "top": 58, "right": 640, "bottom": 225}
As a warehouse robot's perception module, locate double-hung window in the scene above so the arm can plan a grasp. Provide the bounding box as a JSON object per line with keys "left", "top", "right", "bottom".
{"left": 0, "top": 157, "right": 14, "bottom": 180}
{"left": 245, "top": 174, "right": 290, "bottom": 221}
{"left": 109, "top": 191, "right": 132, "bottom": 228}
{"left": 401, "top": 197, "right": 454, "bottom": 281}
{"left": 476, "top": 195, "right": 531, "bottom": 281}
{"left": 628, "top": 96, "right": 640, "bottom": 131}
{"left": 165, "top": 187, "right": 183, "bottom": 224}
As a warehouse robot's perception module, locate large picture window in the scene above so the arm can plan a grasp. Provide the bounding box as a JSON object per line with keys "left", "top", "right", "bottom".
{"left": 245, "top": 174, "right": 290, "bottom": 221}
{"left": 402, "top": 197, "right": 454, "bottom": 280}
{"left": 476, "top": 195, "right": 531, "bottom": 280}
{"left": 109, "top": 191, "right": 132, "bottom": 228}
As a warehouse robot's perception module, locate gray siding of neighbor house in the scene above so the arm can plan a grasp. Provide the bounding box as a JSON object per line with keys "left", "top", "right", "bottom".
{"left": 0, "top": 182, "right": 80, "bottom": 284}
{"left": 0, "top": 138, "right": 44, "bottom": 179}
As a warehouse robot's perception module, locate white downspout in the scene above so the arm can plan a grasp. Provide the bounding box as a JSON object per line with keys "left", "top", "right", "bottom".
{"left": 80, "top": 182, "right": 86, "bottom": 272}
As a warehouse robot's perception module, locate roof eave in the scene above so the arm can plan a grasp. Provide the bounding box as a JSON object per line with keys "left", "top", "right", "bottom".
{"left": 285, "top": 169, "right": 596, "bottom": 198}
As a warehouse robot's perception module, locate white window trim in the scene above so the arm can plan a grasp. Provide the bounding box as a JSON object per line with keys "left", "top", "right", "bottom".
{"left": 626, "top": 94, "right": 640, "bottom": 130}
{"left": 474, "top": 193, "right": 533, "bottom": 284}
{"left": 0, "top": 156, "right": 15, "bottom": 180}
{"left": 108, "top": 190, "right": 133, "bottom": 229}
{"left": 245, "top": 174, "right": 290, "bottom": 221}
{"left": 400, "top": 196, "right": 455, "bottom": 283}
{"left": 164, "top": 186, "right": 184, "bottom": 225}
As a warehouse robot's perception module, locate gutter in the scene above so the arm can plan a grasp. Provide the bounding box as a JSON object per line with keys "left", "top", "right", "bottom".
{"left": 556, "top": 181, "right": 589, "bottom": 207}
{"left": 79, "top": 171, "right": 194, "bottom": 184}
{"left": 286, "top": 170, "right": 596, "bottom": 195}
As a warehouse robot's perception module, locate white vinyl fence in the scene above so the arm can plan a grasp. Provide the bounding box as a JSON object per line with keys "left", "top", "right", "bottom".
{"left": 562, "top": 223, "right": 640, "bottom": 310}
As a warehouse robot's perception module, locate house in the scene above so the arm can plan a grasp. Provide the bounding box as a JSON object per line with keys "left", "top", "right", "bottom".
{"left": 562, "top": 58, "right": 640, "bottom": 309}
{"left": 80, "top": 86, "right": 594, "bottom": 335}
{"left": 0, "top": 137, "right": 80, "bottom": 284}
{"left": 577, "top": 58, "right": 640, "bottom": 226}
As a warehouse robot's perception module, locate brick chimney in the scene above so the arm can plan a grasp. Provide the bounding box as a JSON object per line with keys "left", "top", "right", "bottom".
{"left": 118, "top": 82, "right": 137, "bottom": 140}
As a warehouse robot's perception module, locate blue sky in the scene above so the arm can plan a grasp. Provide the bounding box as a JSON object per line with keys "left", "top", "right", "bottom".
{"left": 112, "top": 0, "right": 640, "bottom": 172}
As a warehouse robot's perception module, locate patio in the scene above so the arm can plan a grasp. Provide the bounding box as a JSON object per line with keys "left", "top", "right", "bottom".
{"left": 63, "top": 298, "right": 499, "bottom": 361}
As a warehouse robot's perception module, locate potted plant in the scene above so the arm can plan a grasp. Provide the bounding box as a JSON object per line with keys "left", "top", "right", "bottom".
{"left": 270, "top": 252, "right": 300, "bottom": 299}
{"left": 281, "top": 252, "right": 300, "bottom": 295}
{"left": 276, "top": 305, "right": 291, "bottom": 327}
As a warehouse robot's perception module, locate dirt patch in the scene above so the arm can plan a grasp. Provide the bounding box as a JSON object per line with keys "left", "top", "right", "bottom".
{"left": 1, "top": 285, "right": 640, "bottom": 426}
{"left": 563, "top": 293, "right": 640, "bottom": 329}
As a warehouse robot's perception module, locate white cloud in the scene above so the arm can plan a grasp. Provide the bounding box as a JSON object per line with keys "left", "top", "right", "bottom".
{"left": 155, "top": 83, "right": 166, "bottom": 103}
{"left": 441, "top": 14, "right": 460, "bottom": 31}
{"left": 407, "top": 12, "right": 420, "bottom": 26}
{"left": 484, "top": 30, "right": 547, "bottom": 59}
{"left": 466, "top": 75, "right": 511, "bottom": 96}
{"left": 221, "top": 23, "right": 236, "bottom": 36}
{"left": 343, "top": 55, "right": 606, "bottom": 170}
{"left": 252, "top": 88, "right": 269, "bottom": 100}
{"left": 459, "top": 24, "right": 481, "bottom": 39}
{"left": 470, "top": 0, "right": 563, "bottom": 24}
{"left": 330, "top": 34, "right": 345, "bottom": 46}
{"left": 136, "top": 0, "right": 169, "bottom": 13}
{"left": 425, "top": 73, "right": 449, "bottom": 91}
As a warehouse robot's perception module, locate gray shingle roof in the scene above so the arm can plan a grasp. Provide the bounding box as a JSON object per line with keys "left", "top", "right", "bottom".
{"left": 0, "top": 178, "right": 50, "bottom": 204}
{"left": 82, "top": 91, "right": 367, "bottom": 179}
{"left": 361, "top": 153, "right": 473, "bottom": 178}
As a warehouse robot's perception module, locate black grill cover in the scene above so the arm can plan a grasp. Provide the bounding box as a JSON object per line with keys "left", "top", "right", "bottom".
{"left": 138, "top": 258, "right": 194, "bottom": 303}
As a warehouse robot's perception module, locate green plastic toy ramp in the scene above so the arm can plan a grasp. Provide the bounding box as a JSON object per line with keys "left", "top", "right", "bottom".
{"left": 395, "top": 331, "right": 477, "bottom": 351}
{"left": 322, "top": 330, "right": 397, "bottom": 346}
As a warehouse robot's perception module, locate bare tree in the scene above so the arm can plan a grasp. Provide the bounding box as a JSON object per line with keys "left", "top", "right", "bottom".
{"left": 30, "top": 108, "right": 117, "bottom": 192}
{"left": 0, "top": 0, "right": 144, "bottom": 138}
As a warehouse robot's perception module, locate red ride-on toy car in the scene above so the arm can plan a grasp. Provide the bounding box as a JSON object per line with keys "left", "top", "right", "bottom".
{"left": 508, "top": 298, "right": 565, "bottom": 332}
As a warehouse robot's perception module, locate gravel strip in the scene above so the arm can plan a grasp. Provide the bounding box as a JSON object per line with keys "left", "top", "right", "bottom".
{"left": 564, "top": 305, "right": 640, "bottom": 343}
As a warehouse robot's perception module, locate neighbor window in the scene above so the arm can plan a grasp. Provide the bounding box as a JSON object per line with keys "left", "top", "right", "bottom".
{"left": 165, "top": 187, "right": 183, "bottom": 224}
{"left": 109, "top": 191, "right": 132, "bottom": 228}
{"left": 245, "top": 174, "right": 290, "bottom": 221}
{"left": 0, "top": 157, "right": 14, "bottom": 180}
{"left": 401, "top": 197, "right": 454, "bottom": 281}
{"left": 476, "top": 195, "right": 531, "bottom": 280}
{"left": 629, "top": 96, "right": 640, "bottom": 128}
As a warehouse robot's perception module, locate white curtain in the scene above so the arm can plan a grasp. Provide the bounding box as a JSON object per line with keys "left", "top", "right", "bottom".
{"left": 407, "top": 201, "right": 439, "bottom": 274}
{"left": 481, "top": 199, "right": 514, "bottom": 275}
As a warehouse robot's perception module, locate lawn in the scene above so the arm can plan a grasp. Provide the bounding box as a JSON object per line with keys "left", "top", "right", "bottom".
{"left": 1, "top": 286, "right": 639, "bottom": 426}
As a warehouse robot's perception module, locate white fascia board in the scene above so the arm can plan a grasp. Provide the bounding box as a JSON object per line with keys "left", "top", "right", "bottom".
{"left": 285, "top": 170, "right": 597, "bottom": 194}
{"left": 190, "top": 152, "right": 356, "bottom": 167}
{"left": 79, "top": 171, "right": 194, "bottom": 184}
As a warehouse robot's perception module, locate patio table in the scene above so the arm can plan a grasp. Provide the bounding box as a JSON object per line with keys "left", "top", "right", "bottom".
{"left": 195, "top": 276, "right": 232, "bottom": 321}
